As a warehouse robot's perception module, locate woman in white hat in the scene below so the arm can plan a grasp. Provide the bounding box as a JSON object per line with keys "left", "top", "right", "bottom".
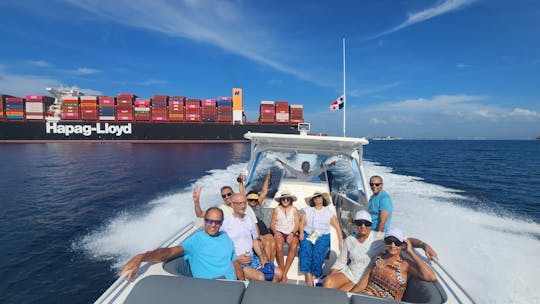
{"left": 323, "top": 211, "right": 437, "bottom": 292}
{"left": 351, "top": 227, "right": 437, "bottom": 301}
{"left": 270, "top": 190, "right": 300, "bottom": 283}
{"left": 298, "top": 191, "right": 343, "bottom": 286}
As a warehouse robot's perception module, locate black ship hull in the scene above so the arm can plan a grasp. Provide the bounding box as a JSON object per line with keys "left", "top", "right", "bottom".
{"left": 0, "top": 121, "right": 298, "bottom": 143}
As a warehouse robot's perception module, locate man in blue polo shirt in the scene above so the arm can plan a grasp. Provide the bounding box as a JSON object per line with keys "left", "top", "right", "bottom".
{"left": 120, "top": 207, "right": 242, "bottom": 280}
{"left": 367, "top": 175, "right": 393, "bottom": 232}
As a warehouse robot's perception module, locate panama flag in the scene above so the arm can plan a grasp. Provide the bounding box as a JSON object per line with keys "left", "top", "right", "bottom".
{"left": 329, "top": 95, "right": 344, "bottom": 111}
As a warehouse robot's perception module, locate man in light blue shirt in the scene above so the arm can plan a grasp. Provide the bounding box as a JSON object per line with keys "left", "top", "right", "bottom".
{"left": 367, "top": 176, "right": 393, "bottom": 232}
{"left": 120, "top": 207, "right": 243, "bottom": 280}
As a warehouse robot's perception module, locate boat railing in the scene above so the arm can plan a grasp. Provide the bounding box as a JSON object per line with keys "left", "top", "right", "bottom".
{"left": 93, "top": 222, "right": 195, "bottom": 304}
{"left": 431, "top": 258, "right": 477, "bottom": 304}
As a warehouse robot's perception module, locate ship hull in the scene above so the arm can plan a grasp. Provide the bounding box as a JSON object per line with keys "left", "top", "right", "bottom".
{"left": 0, "top": 121, "right": 298, "bottom": 143}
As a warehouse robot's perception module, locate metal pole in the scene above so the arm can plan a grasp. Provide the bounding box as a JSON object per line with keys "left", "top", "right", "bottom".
{"left": 342, "top": 38, "right": 346, "bottom": 137}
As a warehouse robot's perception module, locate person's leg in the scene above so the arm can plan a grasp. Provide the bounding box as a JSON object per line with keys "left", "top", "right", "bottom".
{"left": 311, "top": 234, "right": 330, "bottom": 278}
{"left": 261, "top": 234, "right": 275, "bottom": 263}
{"left": 299, "top": 233, "right": 314, "bottom": 286}
{"left": 283, "top": 234, "right": 299, "bottom": 283}
{"left": 274, "top": 233, "right": 285, "bottom": 270}
{"left": 323, "top": 272, "right": 355, "bottom": 291}
{"left": 243, "top": 266, "right": 265, "bottom": 281}
{"left": 272, "top": 266, "right": 283, "bottom": 282}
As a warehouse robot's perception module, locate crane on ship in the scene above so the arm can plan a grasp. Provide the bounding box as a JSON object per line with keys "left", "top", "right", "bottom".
{"left": 45, "top": 86, "right": 85, "bottom": 122}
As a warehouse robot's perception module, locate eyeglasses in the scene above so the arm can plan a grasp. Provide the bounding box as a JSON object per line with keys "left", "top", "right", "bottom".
{"left": 204, "top": 219, "right": 223, "bottom": 225}
{"left": 369, "top": 183, "right": 382, "bottom": 187}
{"left": 221, "top": 192, "right": 233, "bottom": 198}
{"left": 281, "top": 197, "right": 291, "bottom": 202}
{"left": 384, "top": 237, "right": 403, "bottom": 247}
{"left": 354, "top": 220, "right": 372, "bottom": 227}
{"left": 231, "top": 201, "right": 246, "bottom": 205}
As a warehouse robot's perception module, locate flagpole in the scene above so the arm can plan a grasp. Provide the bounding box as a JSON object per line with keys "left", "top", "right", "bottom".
{"left": 342, "top": 37, "right": 346, "bottom": 137}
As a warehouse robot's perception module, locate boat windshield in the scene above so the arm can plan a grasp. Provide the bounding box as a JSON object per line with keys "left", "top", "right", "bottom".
{"left": 246, "top": 151, "right": 363, "bottom": 202}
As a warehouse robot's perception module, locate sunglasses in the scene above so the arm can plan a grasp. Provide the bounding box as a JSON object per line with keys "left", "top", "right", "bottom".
{"left": 204, "top": 219, "right": 223, "bottom": 225}
{"left": 354, "top": 220, "right": 372, "bottom": 227}
{"left": 247, "top": 199, "right": 258, "bottom": 202}
{"left": 384, "top": 237, "right": 403, "bottom": 247}
{"left": 281, "top": 197, "right": 292, "bottom": 202}
{"left": 369, "top": 183, "right": 382, "bottom": 187}
{"left": 221, "top": 192, "right": 233, "bottom": 198}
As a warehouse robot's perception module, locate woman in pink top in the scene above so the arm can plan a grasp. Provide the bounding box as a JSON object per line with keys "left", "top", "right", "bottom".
{"left": 270, "top": 190, "right": 300, "bottom": 283}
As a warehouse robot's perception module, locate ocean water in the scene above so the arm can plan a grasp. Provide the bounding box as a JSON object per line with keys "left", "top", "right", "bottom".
{"left": 0, "top": 140, "right": 539, "bottom": 304}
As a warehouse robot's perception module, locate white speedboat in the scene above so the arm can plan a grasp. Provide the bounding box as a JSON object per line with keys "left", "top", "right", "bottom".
{"left": 95, "top": 127, "right": 476, "bottom": 304}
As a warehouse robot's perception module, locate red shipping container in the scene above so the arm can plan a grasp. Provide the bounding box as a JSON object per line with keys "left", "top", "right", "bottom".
{"left": 185, "top": 113, "right": 201, "bottom": 121}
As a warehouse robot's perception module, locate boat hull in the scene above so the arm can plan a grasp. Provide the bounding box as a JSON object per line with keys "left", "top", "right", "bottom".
{"left": 0, "top": 121, "right": 298, "bottom": 143}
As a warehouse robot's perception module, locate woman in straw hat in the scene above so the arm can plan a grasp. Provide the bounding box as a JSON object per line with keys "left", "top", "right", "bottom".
{"left": 298, "top": 191, "right": 343, "bottom": 286}
{"left": 270, "top": 190, "right": 300, "bottom": 283}
{"left": 351, "top": 227, "right": 436, "bottom": 301}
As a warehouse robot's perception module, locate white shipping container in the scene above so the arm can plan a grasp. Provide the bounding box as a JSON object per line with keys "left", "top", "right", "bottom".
{"left": 25, "top": 103, "right": 44, "bottom": 112}
{"left": 80, "top": 96, "right": 98, "bottom": 101}
{"left": 290, "top": 104, "right": 303, "bottom": 109}
{"left": 26, "top": 115, "right": 44, "bottom": 120}
{"left": 275, "top": 113, "right": 289, "bottom": 120}
{"left": 260, "top": 100, "right": 275, "bottom": 105}
{"left": 99, "top": 116, "right": 116, "bottom": 121}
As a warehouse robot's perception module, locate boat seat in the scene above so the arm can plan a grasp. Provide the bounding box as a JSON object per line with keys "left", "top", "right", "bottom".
{"left": 241, "top": 280, "right": 349, "bottom": 304}
{"left": 162, "top": 255, "right": 192, "bottom": 277}
{"left": 350, "top": 294, "right": 400, "bottom": 304}
{"left": 123, "top": 275, "right": 245, "bottom": 304}
{"left": 401, "top": 277, "right": 447, "bottom": 304}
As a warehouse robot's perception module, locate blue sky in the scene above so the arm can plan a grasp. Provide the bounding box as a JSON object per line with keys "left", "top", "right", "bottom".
{"left": 0, "top": 0, "right": 539, "bottom": 139}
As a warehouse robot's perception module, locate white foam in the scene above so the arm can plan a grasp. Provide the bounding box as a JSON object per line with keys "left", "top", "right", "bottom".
{"left": 79, "top": 161, "right": 540, "bottom": 303}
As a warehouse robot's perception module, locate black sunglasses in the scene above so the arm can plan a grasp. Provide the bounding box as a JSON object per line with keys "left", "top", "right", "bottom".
{"left": 354, "top": 220, "right": 372, "bottom": 227}
{"left": 369, "top": 183, "right": 382, "bottom": 187}
{"left": 384, "top": 237, "right": 403, "bottom": 247}
{"left": 204, "top": 219, "right": 223, "bottom": 225}
{"left": 221, "top": 192, "right": 233, "bottom": 198}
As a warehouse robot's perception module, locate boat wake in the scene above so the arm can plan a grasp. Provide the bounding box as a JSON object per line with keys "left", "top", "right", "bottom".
{"left": 77, "top": 161, "right": 540, "bottom": 304}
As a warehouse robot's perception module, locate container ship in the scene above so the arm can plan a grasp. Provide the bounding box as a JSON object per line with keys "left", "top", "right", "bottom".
{"left": 0, "top": 87, "right": 304, "bottom": 143}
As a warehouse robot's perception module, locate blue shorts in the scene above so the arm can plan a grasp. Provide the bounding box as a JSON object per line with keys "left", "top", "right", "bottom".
{"left": 240, "top": 254, "right": 262, "bottom": 269}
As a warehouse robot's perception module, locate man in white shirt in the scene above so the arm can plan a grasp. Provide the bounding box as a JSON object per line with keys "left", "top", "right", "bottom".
{"left": 221, "top": 193, "right": 283, "bottom": 282}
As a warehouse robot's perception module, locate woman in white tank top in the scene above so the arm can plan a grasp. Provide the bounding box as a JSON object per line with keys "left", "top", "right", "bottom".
{"left": 270, "top": 191, "right": 300, "bottom": 283}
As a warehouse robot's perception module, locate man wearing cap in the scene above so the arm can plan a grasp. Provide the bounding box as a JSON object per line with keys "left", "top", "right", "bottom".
{"left": 119, "top": 207, "right": 242, "bottom": 280}
{"left": 367, "top": 175, "right": 392, "bottom": 232}
{"left": 323, "top": 210, "right": 437, "bottom": 292}
{"left": 221, "top": 193, "right": 283, "bottom": 282}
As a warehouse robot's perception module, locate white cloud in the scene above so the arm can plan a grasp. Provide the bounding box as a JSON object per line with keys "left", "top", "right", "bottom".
{"left": 29, "top": 60, "right": 51, "bottom": 67}
{"left": 349, "top": 82, "right": 401, "bottom": 97}
{"left": 369, "top": 118, "right": 387, "bottom": 125}
{"left": 139, "top": 79, "right": 169, "bottom": 86}
{"left": 0, "top": 67, "right": 59, "bottom": 96}
{"left": 456, "top": 63, "right": 470, "bottom": 69}
{"left": 0, "top": 66, "right": 102, "bottom": 97}
{"left": 372, "top": 0, "right": 478, "bottom": 39}
{"left": 309, "top": 94, "right": 540, "bottom": 139}
{"left": 508, "top": 108, "right": 540, "bottom": 118}
{"left": 80, "top": 88, "right": 104, "bottom": 96}
{"left": 73, "top": 67, "right": 102, "bottom": 75}
{"left": 62, "top": 0, "right": 318, "bottom": 85}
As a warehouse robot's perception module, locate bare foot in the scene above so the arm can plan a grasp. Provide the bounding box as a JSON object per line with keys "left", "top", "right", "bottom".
{"left": 282, "top": 275, "right": 288, "bottom": 284}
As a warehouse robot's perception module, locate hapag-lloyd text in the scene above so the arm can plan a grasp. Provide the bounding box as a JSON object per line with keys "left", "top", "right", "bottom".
{"left": 46, "top": 122, "right": 132, "bottom": 137}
